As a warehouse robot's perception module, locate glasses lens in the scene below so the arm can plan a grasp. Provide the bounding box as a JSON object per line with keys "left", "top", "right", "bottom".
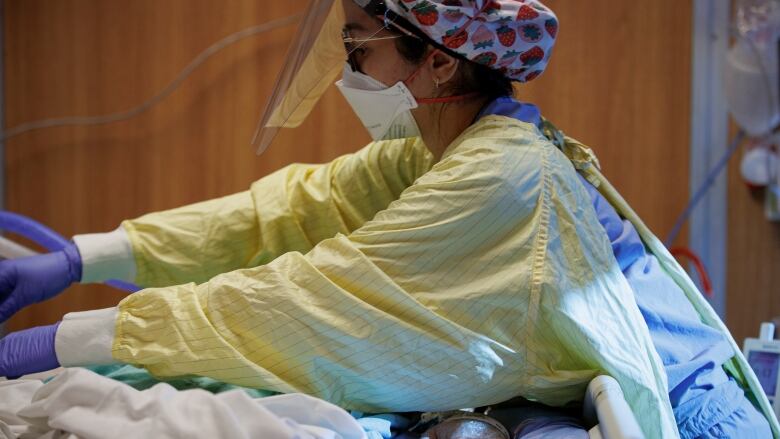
{"left": 342, "top": 29, "right": 360, "bottom": 71}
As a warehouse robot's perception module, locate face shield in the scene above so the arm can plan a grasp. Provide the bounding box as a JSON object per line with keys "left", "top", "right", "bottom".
{"left": 251, "top": 0, "right": 398, "bottom": 154}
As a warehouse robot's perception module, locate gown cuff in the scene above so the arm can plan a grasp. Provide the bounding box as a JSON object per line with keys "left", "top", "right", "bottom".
{"left": 55, "top": 307, "right": 119, "bottom": 367}
{"left": 73, "top": 227, "right": 136, "bottom": 284}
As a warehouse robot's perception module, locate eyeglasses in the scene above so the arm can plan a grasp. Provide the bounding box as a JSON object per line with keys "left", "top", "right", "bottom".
{"left": 342, "top": 28, "right": 401, "bottom": 72}
{"left": 341, "top": 10, "right": 423, "bottom": 72}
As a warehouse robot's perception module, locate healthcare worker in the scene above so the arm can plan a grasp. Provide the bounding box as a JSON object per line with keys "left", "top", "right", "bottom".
{"left": 0, "top": 1, "right": 775, "bottom": 437}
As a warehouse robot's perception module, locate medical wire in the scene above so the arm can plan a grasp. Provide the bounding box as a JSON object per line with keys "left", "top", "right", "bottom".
{"left": 669, "top": 247, "right": 713, "bottom": 297}
{"left": 665, "top": 130, "right": 746, "bottom": 247}
{"left": 0, "top": 13, "right": 302, "bottom": 142}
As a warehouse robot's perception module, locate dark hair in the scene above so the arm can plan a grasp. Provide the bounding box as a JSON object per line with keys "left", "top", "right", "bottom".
{"left": 393, "top": 32, "right": 514, "bottom": 100}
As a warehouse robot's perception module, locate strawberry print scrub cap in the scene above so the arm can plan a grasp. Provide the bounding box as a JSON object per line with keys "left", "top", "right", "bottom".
{"left": 385, "top": 0, "right": 558, "bottom": 83}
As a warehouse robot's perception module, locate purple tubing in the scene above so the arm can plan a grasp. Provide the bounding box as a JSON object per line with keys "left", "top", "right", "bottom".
{"left": 0, "top": 211, "right": 139, "bottom": 292}
{"left": 0, "top": 211, "right": 70, "bottom": 252}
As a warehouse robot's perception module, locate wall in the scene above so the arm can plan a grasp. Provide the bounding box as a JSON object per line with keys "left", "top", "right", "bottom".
{"left": 4, "top": 0, "right": 692, "bottom": 331}
{"left": 522, "top": 0, "right": 692, "bottom": 232}
{"left": 727, "top": 152, "right": 780, "bottom": 342}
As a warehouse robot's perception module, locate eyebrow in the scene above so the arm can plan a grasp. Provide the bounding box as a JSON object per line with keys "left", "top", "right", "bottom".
{"left": 343, "top": 22, "right": 367, "bottom": 32}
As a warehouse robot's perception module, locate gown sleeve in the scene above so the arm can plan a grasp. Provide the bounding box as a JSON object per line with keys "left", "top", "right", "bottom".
{"left": 121, "top": 138, "right": 432, "bottom": 287}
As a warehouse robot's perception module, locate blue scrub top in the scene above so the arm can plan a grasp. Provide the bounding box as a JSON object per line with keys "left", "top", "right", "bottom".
{"left": 479, "top": 97, "right": 770, "bottom": 438}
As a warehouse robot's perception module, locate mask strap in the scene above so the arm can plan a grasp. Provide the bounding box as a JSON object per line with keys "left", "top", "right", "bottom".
{"left": 417, "top": 92, "right": 481, "bottom": 105}
{"left": 404, "top": 50, "right": 437, "bottom": 85}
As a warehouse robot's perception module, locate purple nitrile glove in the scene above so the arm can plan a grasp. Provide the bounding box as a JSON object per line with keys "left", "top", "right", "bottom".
{"left": 0, "top": 322, "right": 61, "bottom": 379}
{"left": 0, "top": 244, "right": 82, "bottom": 324}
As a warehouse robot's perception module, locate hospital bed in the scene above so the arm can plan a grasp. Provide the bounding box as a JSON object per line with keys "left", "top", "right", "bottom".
{"left": 584, "top": 375, "right": 644, "bottom": 439}
{"left": 2, "top": 368, "right": 643, "bottom": 439}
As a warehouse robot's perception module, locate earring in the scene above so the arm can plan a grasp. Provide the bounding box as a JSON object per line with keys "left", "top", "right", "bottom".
{"left": 434, "top": 78, "right": 440, "bottom": 89}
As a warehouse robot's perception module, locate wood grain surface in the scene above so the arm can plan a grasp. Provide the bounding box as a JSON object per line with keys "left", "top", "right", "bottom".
{"left": 4, "top": 1, "right": 699, "bottom": 332}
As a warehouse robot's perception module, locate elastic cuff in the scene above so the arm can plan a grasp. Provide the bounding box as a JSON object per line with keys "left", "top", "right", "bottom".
{"left": 73, "top": 227, "right": 136, "bottom": 284}
{"left": 62, "top": 243, "right": 83, "bottom": 283}
{"left": 55, "top": 307, "right": 119, "bottom": 367}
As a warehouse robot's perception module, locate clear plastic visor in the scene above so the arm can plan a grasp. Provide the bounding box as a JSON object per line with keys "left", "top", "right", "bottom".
{"left": 251, "top": 0, "right": 396, "bottom": 154}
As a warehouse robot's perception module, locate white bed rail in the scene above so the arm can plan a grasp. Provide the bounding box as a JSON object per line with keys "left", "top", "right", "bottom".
{"left": 584, "top": 375, "right": 645, "bottom": 439}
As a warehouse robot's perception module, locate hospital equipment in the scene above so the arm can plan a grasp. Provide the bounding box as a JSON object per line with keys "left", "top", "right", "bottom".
{"left": 584, "top": 376, "right": 644, "bottom": 439}
{"left": 665, "top": 131, "right": 747, "bottom": 246}
{"left": 667, "top": 0, "right": 780, "bottom": 246}
{"left": 744, "top": 322, "right": 780, "bottom": 419}
{"left": 741, "top": 142, "right": 779, "bottom": 187}
{"left": 725, "top": 0, "right": 780, "bottom": 137}
{"left": 725, "top": 0, "right": 780, "bottom": 221}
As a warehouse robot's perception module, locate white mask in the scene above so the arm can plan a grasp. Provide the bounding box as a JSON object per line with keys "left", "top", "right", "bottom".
{"left": 335, "top": 64, "right": 421, "bottom": 141}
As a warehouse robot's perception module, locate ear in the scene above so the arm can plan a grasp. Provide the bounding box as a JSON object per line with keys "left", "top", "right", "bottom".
{"left": 427, "top": 49, "right": 459, "bottom": 87}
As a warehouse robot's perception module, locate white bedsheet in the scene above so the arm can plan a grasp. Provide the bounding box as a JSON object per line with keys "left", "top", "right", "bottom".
{"left": 0, "top": 368, "right": 367, "bottom": 439}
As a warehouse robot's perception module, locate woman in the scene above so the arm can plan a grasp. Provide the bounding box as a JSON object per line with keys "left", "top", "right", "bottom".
{"left": 0, "top": 1, "right": 773, "bottom": 437}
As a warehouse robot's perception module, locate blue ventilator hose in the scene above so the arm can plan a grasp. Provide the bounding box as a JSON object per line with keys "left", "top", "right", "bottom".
{"left": 0, "top": 211, "right": 139, "bottom": 292}
{"left": 665, "top": 130, "right": 746, "bottom": 247}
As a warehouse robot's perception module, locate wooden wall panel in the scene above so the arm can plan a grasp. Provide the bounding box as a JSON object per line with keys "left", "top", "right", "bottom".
{"left": 3, "top": 0, "right": 371, "bottom": 330}
{"left": 727, "top": 156, "right": 780, "bottom": 342}
{"left": 520, "top": 0, "right": 692, "bottom": 239}
{"left": 4, "top": 0, "right": 692, "bottom": 331}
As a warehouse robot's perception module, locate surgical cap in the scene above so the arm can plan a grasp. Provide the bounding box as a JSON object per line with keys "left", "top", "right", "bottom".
{"left": 385, "top": 0, "right": 558, "bottom": 83}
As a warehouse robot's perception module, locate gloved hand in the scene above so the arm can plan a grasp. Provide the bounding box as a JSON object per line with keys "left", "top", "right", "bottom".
{"left": 0, "top": 322, "right": 60, "bottom": 379}
{"left": 0, "top": 244, "right": 82, "bottom": 324}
